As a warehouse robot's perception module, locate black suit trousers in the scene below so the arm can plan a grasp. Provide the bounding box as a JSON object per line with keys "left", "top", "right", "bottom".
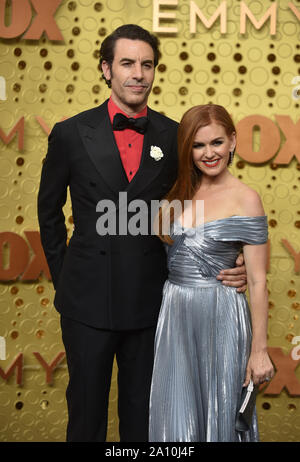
{"left": 60, "top": 316, "right": 156, "bottom": 442}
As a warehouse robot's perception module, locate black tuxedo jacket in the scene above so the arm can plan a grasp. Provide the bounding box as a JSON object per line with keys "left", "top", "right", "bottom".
{"left": 38, "top": 100, "right": 178, "bottom": 330}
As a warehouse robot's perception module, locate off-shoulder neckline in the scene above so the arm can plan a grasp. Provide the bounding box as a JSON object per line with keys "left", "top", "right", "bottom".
{"left": 176, "top": 215, "right": 267, "bottom": 230}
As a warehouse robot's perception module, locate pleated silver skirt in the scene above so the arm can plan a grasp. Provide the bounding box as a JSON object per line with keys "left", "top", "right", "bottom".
{"left": 149, "top": 277, "right": 259, "bottom": 442}
{"left": 149, "top": 216, "right": 268, "bottom": 442}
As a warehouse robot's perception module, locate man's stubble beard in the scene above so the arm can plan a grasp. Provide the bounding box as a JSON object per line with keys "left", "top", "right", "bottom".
{"left": 109, "top": 67, "right": 153, "bottom": 112}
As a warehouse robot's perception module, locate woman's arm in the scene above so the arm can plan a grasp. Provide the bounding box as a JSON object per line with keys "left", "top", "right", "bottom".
{"left": 243, "top": 242, "right": 274, "bottom": 386}
{"left": 241, "top": 189, "right": 274, "bottom": 385}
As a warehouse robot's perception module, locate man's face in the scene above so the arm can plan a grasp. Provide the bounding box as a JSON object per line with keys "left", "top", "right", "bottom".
{"left": 102, "top": 38, "right": 155, "bottom": 115}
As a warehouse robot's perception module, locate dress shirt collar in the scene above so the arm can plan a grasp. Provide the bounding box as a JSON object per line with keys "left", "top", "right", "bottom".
{"left": 108, "top": 96, "right": 148, "bottom": 125}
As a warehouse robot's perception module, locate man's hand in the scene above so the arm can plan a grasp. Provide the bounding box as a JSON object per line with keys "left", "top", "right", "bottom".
{"left": 216, "top": 253, "right": 247, "bottom": 293}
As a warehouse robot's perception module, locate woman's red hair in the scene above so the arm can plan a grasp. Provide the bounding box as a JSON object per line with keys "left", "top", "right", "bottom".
{"left": 158, "top": 104, "right": 236, "bottom": 243}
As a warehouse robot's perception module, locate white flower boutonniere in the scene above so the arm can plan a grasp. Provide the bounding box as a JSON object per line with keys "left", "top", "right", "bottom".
{"left": 150, "top": 145, "right": 164, "bottom": 161}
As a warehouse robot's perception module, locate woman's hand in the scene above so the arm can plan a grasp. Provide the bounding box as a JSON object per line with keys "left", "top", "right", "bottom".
{"left": 243, "top": 350, "right": 274, "bottom": 386}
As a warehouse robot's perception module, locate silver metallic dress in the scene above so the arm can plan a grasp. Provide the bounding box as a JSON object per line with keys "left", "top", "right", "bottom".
{"left": 149, "top": 215, "right": 268, "bottom": 442}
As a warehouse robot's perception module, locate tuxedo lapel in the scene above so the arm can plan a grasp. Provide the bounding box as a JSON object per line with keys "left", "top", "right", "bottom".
{"left": 77, "top": 101, "right": 128, "bottom": 197}
{"left": 77, "top": 102, "right": 170, "bottom": 204}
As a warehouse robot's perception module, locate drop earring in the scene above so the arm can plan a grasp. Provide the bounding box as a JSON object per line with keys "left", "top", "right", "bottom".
{"left": 228, "top": 150, "right": 234, "bottom": 166}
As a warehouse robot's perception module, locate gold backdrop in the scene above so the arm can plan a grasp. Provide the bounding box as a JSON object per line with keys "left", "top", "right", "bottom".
{"left": 0, "top": 0, "right": 300, "bottom": 442}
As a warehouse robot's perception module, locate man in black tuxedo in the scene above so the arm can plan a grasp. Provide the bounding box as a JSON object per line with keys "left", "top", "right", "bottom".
{"left": 38, "top": 24, "right": 246, "bottom": 442}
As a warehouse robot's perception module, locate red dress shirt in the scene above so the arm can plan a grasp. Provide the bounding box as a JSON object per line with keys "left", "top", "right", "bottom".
{"left": 108, "top": 97, "right": 147, "bottom": 182}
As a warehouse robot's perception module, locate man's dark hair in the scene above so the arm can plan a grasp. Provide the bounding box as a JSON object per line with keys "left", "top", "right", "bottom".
{"left": 99, "top": 24, "right": 160, "bottom": 88}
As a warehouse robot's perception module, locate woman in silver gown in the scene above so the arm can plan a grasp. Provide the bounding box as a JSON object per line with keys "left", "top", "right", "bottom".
{"left": 149, "top": 104, "right": 274, "bottom": 442}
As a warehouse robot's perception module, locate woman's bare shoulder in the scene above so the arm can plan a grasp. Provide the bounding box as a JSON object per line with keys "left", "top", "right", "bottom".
{"left": 230, "top": 176, "right": 265, "bottom": 217}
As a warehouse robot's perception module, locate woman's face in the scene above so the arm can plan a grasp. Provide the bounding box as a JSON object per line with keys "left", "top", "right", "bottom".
{"left": 192, "top": 122, "right": 236, "bottom": 177}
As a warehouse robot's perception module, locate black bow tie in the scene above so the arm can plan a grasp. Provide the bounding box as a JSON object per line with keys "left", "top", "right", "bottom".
{"left": 112, "top": 113, "right": 149, "bottom": 134}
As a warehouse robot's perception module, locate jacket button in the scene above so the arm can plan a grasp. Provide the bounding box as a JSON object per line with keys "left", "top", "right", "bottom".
{"left": 100, "top": 250, "right": 106, "bottom": 255}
